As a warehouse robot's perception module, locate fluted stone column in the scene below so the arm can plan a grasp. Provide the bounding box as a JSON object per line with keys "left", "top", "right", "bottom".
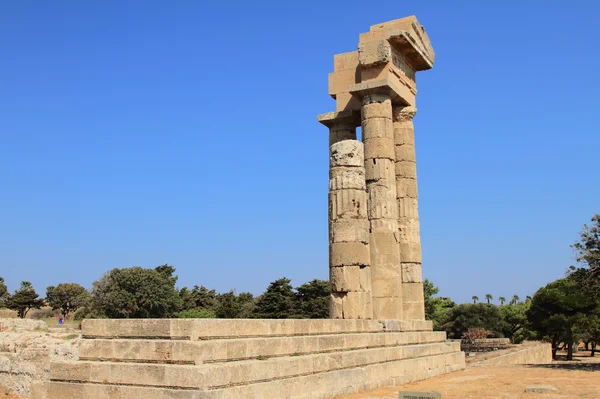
{"left": 393, "top": 106, "right": 425, "bottom": 320}
{"left": 328, "top": 139, "right": 373, "bottom": 319}
{"left": 362, "top": 94, "right": 403, "bottom": 320}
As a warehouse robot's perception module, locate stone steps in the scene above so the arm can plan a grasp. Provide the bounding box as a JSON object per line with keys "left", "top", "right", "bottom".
{"left": 31, "top": 319, "right": 465, "bottom": 399}
{"left": 51, "top": 341, "right": 461, "bottom": 389}
{"left": 78, "top": 331, "right": 449, "bottom": 364}
{"left": 33, "top": 351, "right": 465, "bottom": 399}
{"left": 80, "top": 318, "right": 433, "bottom": 340}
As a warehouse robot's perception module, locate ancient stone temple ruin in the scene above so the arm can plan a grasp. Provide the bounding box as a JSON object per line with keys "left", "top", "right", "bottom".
{"left": 32, "top": 16, "right": 465, "bottom": 399}
{"left": 321, "top": 15, "right": 431, "bottom": 322}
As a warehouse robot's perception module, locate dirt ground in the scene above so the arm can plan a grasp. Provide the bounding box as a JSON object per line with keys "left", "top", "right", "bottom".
{"left": 334, "top": 351, "right": 600, "bottom": 399}
{"left": 0, "top": 384, "right": 19, "bottom": 398}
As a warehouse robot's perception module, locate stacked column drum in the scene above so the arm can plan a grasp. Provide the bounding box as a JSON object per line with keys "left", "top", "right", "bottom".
{"left": 326, "top": 101, "right": 424, "bottom": 321}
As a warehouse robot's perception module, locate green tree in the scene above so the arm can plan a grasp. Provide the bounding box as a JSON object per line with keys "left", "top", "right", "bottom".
{"left": 570, "top": 214, "right": 600, "bottom": 297}
{"left": 0, "top": 277, "right": 8, "bottom": 307}
{"left": 5, "top": 281, "right": 44, "bottom": 318}
{"left": 499, "top": 302, "right": 532, "bottom": 343}
{"left": 295, "top": 279, "right": 329, "bottom": 319}
{"left": 485, "top": 294, "right": 493, "bottom": 304}
{"left": 499, "top": 296, "right": 506, "bottom": 305}
{"left": 472, "top": 296, "right": 479, "bottom": 304}
{"left": 527, "top": 277, "right": 599, "bottom": 360}
{"left": 442, "top": 303, "right": 504, "bottom": 339}
{"left": 46, "top": 283, "right": 90, "bottom": 319}
{"left": 510, "top": 295, "right": 520, "bottom": 305}
{"left": 180, "top": 285, "right": 218, "bottom": 311}
{"left": 91, "top": 265, "right": 182, "bottom": 318}
{"left": 215, "top": 291, "right": 245, "bottom": 318}
{"left": 423, "top": 279, "right": 455, "bottom": 330}
{"left": 253, "top": 277, "right": 297, "bottom": 319}
{"left": 574, "top": 314, "right": 600, "bottom": 356}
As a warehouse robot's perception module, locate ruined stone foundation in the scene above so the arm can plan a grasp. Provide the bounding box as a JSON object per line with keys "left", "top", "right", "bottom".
{"left": 32, "top": 319, "right": 464, "bottom": 399}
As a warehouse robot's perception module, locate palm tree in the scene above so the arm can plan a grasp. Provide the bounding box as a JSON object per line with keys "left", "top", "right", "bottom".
{"left": 499, "top": 296, "right": 506, "bottom": 305}
{"left": 510, "top": 295, "right": 520, "bottom": 305}
{"left": 472, "top": 296, "right": 479, "bottom": 304}
{"left": 485, "top": 294, "right": 493, "bottom": 304}
{"left": 525, "top": 295, "right": 532, "bottom": 302}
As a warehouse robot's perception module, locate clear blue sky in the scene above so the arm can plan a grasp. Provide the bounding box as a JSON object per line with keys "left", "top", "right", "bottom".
{"left": 1, "top": 1, "right": 598, "bottom": 304}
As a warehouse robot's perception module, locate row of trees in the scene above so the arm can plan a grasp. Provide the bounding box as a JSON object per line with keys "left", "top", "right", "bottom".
{"left": 470, "top": 294, "right": 525, "bottom": 305}
{"left": 0, "top": 267, "right": 330, "bottom": 321}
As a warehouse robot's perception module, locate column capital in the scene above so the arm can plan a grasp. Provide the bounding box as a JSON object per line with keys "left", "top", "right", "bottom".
{"left": 317, "top": 110, "right": 360, "bottom": 129}
{"left": 392, "top": 106, "right": 417, "bottom": 122}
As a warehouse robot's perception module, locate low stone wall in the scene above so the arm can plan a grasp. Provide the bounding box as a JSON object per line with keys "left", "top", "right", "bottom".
{"left": 470, "top": 342, "right": 552, "bottom": 366}
{"left": 461, "top": 338, "right": 511, "bottom": 352}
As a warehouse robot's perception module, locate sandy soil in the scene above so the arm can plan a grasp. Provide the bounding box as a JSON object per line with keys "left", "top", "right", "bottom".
{"left": 334, "top": 351, "right": 600, "bottom": 399}
{"left": 0, "top": 384, "right": 19, "bottom": 398}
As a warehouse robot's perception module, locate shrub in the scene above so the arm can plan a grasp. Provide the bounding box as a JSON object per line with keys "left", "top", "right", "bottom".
{"left": 462, "top": 328, "right": 493, "bottom": 343}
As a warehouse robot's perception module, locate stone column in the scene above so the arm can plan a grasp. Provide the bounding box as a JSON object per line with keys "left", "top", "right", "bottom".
{"left": 393, "top": 106, "right": 425, "bottom": 320}
{"left": 362, "top": 94, "right": 403, "bottom": 320}
{"left": 328, "top": 139, "right": 373, "bottom": 319}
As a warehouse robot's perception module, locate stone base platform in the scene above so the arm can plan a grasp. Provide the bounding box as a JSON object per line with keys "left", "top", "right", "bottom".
{"left": 31, "top": 319, "right": 465, "bottom": 399}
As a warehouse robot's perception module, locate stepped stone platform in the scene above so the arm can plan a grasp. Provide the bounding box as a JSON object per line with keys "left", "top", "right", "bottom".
{"left": 31, "top": 319, "right": 465, "bottom": 399}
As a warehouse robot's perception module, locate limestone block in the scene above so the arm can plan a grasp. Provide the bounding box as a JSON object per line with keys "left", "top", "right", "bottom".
{"left": 342, "top": 292, "right": 373, "bottom": 319}
{"left": 395, "top": 160, "right": 417, "bottom": 179}
{"left": 330, "top": 242, "right": 370, "bottom": 267}
{"left": 369, "top": 232, "right": 399, "bottom": 263}
{"left": 370, "top": 218, "right": 398, "bottom": 233}
{"left": 399, "top": 242, "right": 422, "bottom": 263}
{"left": 395, "top": 145, "right": 416, "bottom": 162}
{"left": 334, "top": 51, "right": 358, "bottom": 71}
{"left": 364, "top": 137, "right": 395, "bottom": 160}
{"left": 328, "top": 299, "right": 341, "bottom": 317}
{"left": 361, "top": 117, "right": 393, "bottom": 139}
{"left": 398, "top": 197, "right": 419, "bottom": 219}
{"left": 329, "top": 189, "right": 368, "bottom": 220}
{"left": 402, "top": 283, "right": 425, "bottom": 306}
{"left": 368, "top": 184, "right": 398, "bottom": 220}
{"left": 372, "top": 296, "right": 402, "bottom": 320}
{"left": 371, "top": 264, "right": 402, "bottom": 297}
{"left": 330, "top": 140, "right": 364, "bottom": 167}
{"left": 403, "top": 299, "right": 426, "bottom": 321}
{"left": 394, "top": 126, "right": 415, "bottom": 146}
{"left": 329, "top": 219, "right": 370, "bottom": 244}
{"left": 361, "top": 101, "right": 392, "bottom": 121}
{"left": 330, "top": 167, "right": 366, "bottom": 191}
{"left": 364, "top": 158, "right": 395, "bottom": 184}
{"left": 335, "top": 92, "right": 362, "bottom": 113}
{"left": 360, "top": 265, "right": 372, "bottom": 293}
{"left": 398, "top": 221, "right": 420, "bottom": 249}
{"left": 396, "top": 177, "right": 418, "bottom": 198}
{"left": 329, "top": 129, "right": 356, "bottom": 146}
{"left": 330, "top": 265, "right": 371, "bottom": 292}
{"left": 358, "top": 39, "right": 392, "bottom": 66}
{"left": 328, "top": 68, "right": 359, "bottom": 96}
{"left": 401, "top": 263, "right": 423, "bottom": 283}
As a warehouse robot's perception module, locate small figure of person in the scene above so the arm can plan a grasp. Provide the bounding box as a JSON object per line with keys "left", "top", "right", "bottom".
{"left": 58, "top": 317, "right": 63, "bottom": 325}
